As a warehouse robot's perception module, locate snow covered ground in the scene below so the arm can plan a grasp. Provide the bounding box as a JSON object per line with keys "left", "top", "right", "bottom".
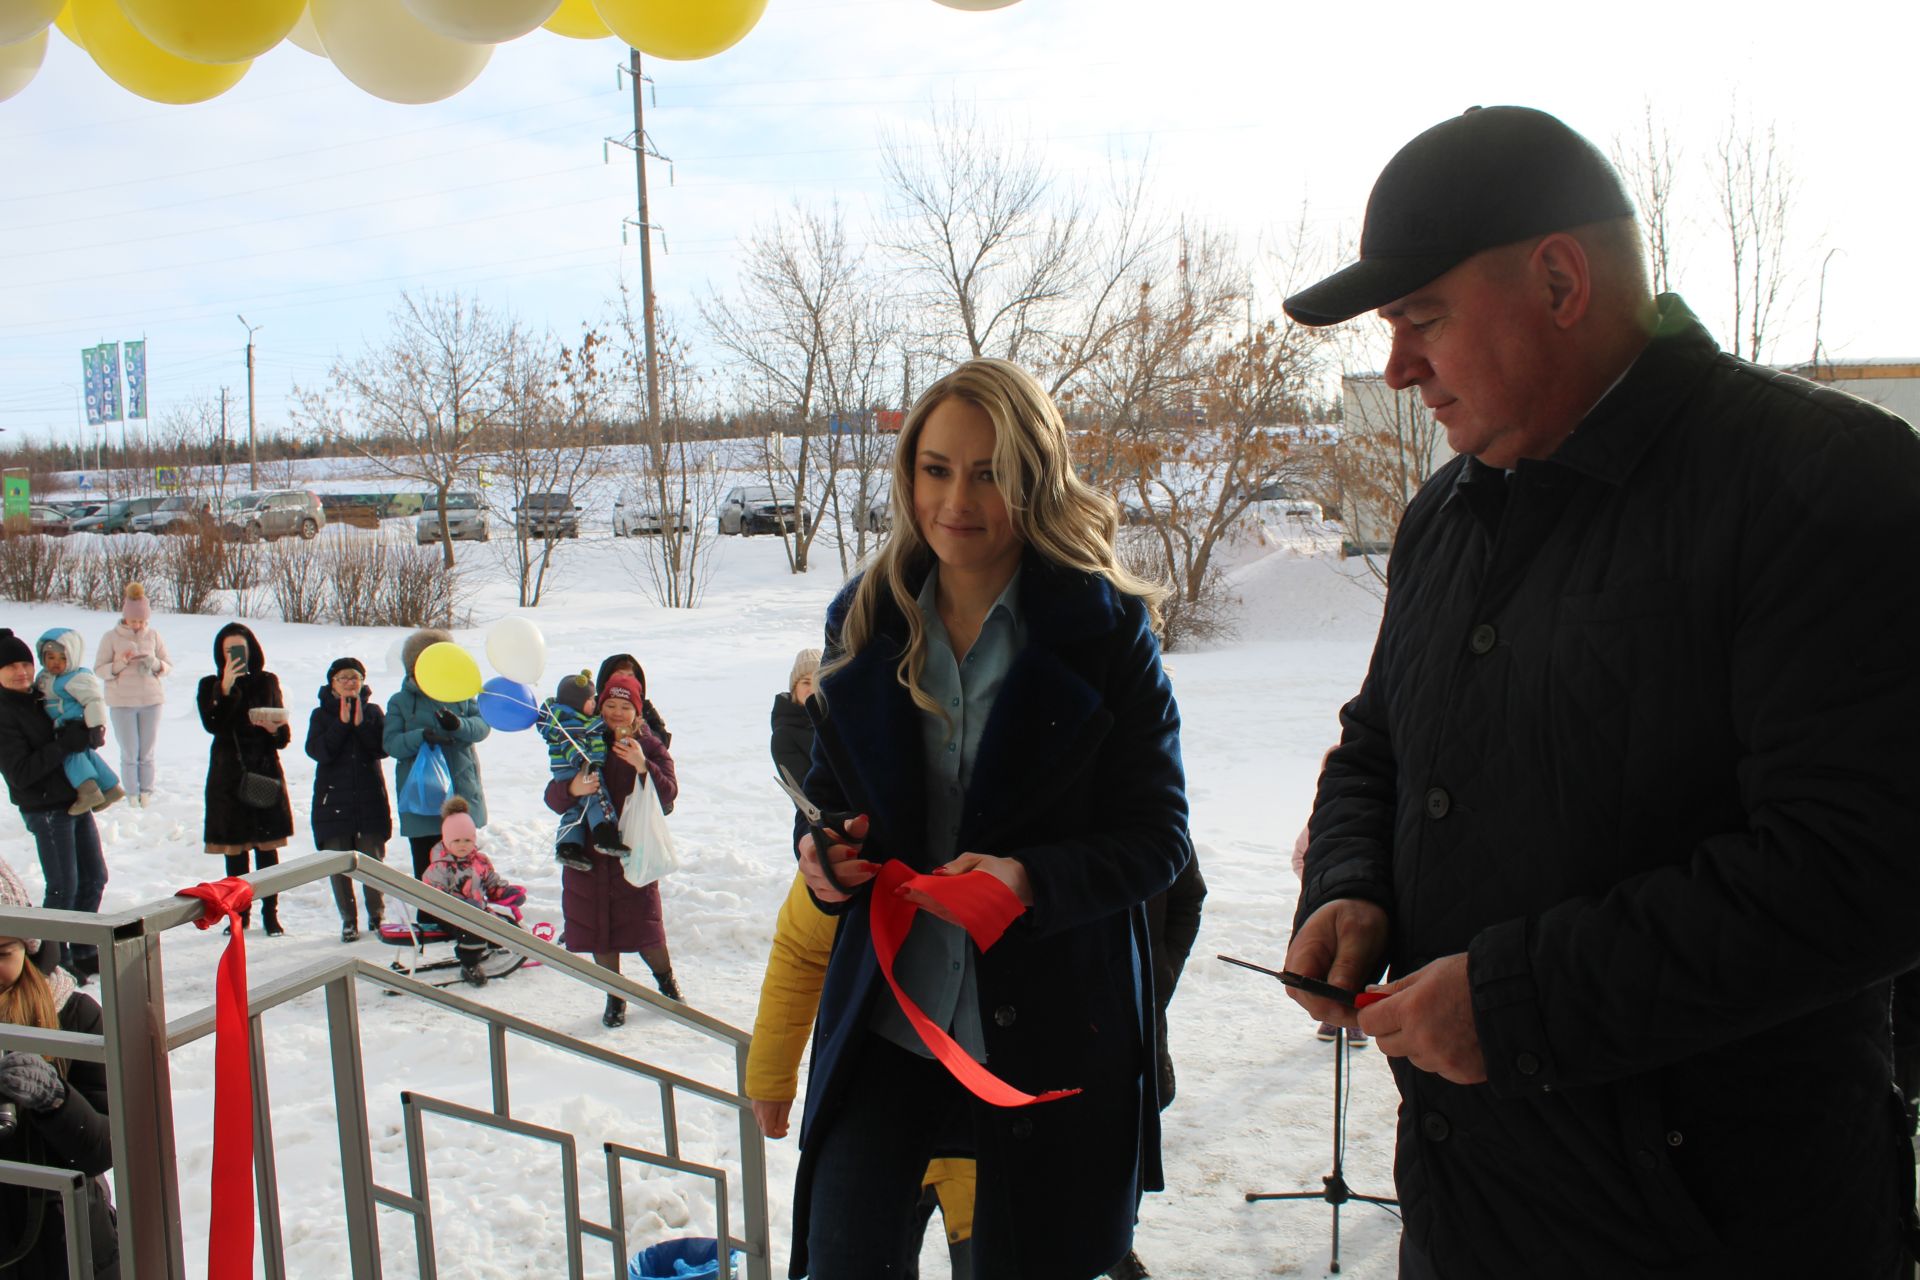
{"left": 1, "top": 514, "right": 1404, "bottom": 1279}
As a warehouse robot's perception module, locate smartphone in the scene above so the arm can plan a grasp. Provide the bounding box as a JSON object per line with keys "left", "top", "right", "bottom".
{"left": 225, "top": 643, "right": 248, "bottom": 675}
{"left": 1217, "top": 954, "right": 1362, "bottom": 1007}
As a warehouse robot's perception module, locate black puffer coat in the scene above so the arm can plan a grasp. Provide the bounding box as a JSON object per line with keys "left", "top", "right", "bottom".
{"left": 1297, "top": 297, "right": 1920, "bottom": 1277}
{"left": 195, "top": 623, "right": 293, "bottom": 850}
{"left": 305, "top": 686, "right": 391, "bottom": 847}
{"left": 769, "top": 691, "right": 812, "bottom": 786}
{"left": 0, "top": 993, "right": 120, "bottom": 1279}
{"left": 0, "top": 685, "right": 77, "bottom": 813}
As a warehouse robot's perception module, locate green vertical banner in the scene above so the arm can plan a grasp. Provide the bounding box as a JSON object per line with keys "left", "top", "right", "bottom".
{"left": 3, "top": 474, "right": 29, "bottom": 523}
{"left": 82, "top": 346, "right": 106, "bottom": 426}
{"left": 124, "top": 340, "right": 147, "bottom": 420}
{"left": 99, "top": 342, "right": 123, "bottom": 423}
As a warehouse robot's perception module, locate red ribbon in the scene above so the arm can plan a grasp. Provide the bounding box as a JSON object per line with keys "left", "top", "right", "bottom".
{"left": 868, "top": 860, "right": 1080, "bottom": 1108}
{"left": 176, "top": 877, "right": 256, "bottom": 1280}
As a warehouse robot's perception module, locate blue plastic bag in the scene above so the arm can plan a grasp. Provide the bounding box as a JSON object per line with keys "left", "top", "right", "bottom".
{"left": 627, "top": 1237, "right": 746, "bottom": 1280}
{"left": 397, "top": 742, "right": 452, "bottom": 815}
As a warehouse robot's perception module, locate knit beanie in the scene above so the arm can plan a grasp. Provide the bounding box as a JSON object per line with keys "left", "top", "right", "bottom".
{"left": 328, "top": 657, "right": 367, "bottom": 682}
{"left": 789, "top": 648, "right": 822, "bottom": 694}
{"left": 122, "top": 582, "right": 151, "bottom": 623}
{"left": 601, "top": 671, "right": 643, "bottom": 712}
{"left": 0, "top": 856, "right": 40, "bottom": 956}
{"left": 440, "top": 795, "right": 477, "bottom": 845}
{"left": 0, "top": 629, "right": 30, "bottom": 669}
{"left": 554, "top": 670, "right": 595, "bottom": 714}
{"left": 401, "top": 628, "right": 454, "bottom": 680}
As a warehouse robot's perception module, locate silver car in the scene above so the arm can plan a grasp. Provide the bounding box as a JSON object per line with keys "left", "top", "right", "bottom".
{"left": 416, "top": 492, "right": 489, "bottom": 543}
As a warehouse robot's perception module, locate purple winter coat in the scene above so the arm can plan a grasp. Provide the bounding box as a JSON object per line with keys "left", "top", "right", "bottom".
{"left": 545, "top": 725, "right": 677, "bottom": 953}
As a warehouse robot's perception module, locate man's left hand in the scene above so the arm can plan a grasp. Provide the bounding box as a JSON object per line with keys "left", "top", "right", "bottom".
{"left": 1358, "top": 952, "right": 1486, "bottom": 1085}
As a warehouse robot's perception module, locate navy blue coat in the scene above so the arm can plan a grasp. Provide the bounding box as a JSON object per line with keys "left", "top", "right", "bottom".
{"left": 793, "top": 552, "right": 1188, "bottom": 1280}
{"left": 305, "top": 686, "right": 392, "bottom": 847}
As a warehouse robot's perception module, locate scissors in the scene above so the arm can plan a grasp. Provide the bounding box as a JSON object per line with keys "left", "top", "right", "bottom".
{"left": 775, "top": 765, "right": 865, "bottom": 896}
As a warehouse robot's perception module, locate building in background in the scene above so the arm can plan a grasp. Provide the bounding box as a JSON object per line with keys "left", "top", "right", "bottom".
{"left": 1785, "top": 359, "right": 1920, "bottom": 424}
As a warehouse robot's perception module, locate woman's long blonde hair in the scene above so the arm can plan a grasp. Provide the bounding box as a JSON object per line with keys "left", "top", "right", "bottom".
{"left": 0, "top": 952, "right": 67, "bottom": 1077}
{"left": 819, "top": 358, "right": 1163, "bottom": 718}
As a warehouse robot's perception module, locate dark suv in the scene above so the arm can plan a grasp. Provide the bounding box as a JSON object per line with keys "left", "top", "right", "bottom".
{"left": 515, "top": 492, "right": 580, "bottom": 539}
{"left": 221, "top": 490, "right": 326, "bottom": 542}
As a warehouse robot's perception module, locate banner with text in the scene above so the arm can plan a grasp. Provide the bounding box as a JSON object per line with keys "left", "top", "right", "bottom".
{"left": 124, "top": 340, "right": 147, "bottom": 421}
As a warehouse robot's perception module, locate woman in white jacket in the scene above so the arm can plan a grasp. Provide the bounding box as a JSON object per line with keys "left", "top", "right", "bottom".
{"left": 94, "top": 582, "right": 171, "bottom": 807}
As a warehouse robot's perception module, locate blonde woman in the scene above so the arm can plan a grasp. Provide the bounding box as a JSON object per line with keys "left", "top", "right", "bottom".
{"left": 789, "top": 358, "right": 1188, "bottom": 1280}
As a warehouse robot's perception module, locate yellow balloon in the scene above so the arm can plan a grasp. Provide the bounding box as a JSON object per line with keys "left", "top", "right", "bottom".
{"left": 414, "top": 641, "right": 483, "bottom": 704}
{"left": 72, "top": 0, "right": 248, "bottom": 102}
{"left": 590, "top": 0, "right": 764, "bottom": 60}
{"left": 542, "top": 0, "right": 606, "bottom": 38}
{"left": 119, "top": 0, "right": 304, "bottom": 65}
{"left": 0, "top": 25, "right": 46, "bottom": 101}
{"left": 53, "top": 2, "right": 82, "bottom": 48}
{"left": 0, "top": 0, "right": 61, "bottom": 47}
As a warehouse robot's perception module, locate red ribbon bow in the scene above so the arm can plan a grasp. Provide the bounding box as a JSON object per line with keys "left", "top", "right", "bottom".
{"left": 868, "top": 860, "right": 1080, "bottom": 1108}
{"left": 176, "top": 877, "right": 255, "bottom": 1280}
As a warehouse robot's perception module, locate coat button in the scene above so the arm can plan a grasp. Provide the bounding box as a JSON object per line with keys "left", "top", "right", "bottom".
{"left": 1424, "top": 787, "right": 1451, "bottom": 819}
{"left": 1468, "top": 623, "right": 1497, "bottom": 655}
{"left": 1514, "top": 1051, "right": 1540, "bottom": 1076}
{"left": 1420, "top": 1111, "right": 1450, "bottom": 1142}
{"left": 1010, "top": 1117, "right": 1033, "bottom": 1139}
{"left": 993, "top": 1005, "right": 1017, "bottom": 1028}
{"left": 1666, "top": 1130, "right": 1684, "bottom": 1147}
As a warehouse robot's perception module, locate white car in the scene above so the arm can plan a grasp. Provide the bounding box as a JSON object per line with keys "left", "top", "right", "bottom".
{"left": 612, "top": 495, "right": 692, "bottom": 537}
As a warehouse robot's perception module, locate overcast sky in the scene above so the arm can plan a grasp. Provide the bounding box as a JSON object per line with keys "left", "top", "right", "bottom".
{"left": 1, "top": 0, "right": 1914, "bottom": 450}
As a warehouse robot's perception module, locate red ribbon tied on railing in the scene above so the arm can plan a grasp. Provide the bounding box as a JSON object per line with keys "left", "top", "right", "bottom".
{"left": 175, "top": 877, "right": 256, "bottom": 1280}
{"left": 867, "top": 860, "right": 1080, "bottom": 1108}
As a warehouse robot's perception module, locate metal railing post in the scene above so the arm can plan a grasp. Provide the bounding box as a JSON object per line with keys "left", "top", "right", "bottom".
{"left": 99, "top": 921, "right": 186, "bottom": 1277}
{"left": 326, "top": 973, "right": 383, "bottom": 1279}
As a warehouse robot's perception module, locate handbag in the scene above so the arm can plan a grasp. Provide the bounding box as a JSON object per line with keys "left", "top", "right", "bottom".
{"left": 397, "top": 741, "right": 452, "bottom": 816}
{"left": 229, "top": 731, "right": 282, "bottom": 810}
{"left": 618, "top": 769, "right": 679, "bottom": 889}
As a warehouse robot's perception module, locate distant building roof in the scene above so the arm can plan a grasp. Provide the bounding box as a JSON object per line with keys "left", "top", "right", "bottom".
{"left": 1785, "top": 359, "right": 1920, "bottom": 381}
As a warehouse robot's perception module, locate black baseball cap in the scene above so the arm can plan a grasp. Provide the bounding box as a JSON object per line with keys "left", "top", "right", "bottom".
{"left": 1283, "top": 106, "right": 1635, "bottom": 327}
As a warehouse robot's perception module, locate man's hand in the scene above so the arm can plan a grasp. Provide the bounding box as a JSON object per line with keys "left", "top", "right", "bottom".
{"left": 1358, "top": 953, "right": 1487, "bottom": 1085}
{"left": 751, "top": 1098, "right": 792, "bottom": 1139}
{"left": 903, "top": 852, "right": 1032, "bottom": 923}
{"left": 55, "top": 721, "right": 91, "bottom": 753}
{"left": 799, "top": 814, "right": 873, "bottom": 902}
{"left": 1283, "top": 897, "right": 1390, "bottom": 1030}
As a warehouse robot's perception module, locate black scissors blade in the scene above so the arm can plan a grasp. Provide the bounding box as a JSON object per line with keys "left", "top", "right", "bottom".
{"left": 775, "top": 766, "right": 859, "bottom": 895}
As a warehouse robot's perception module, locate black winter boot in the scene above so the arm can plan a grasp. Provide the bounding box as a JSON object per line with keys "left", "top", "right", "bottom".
{"left": 590, "top": 821, "right": 629, "bottom": 853}
{"left": 556, "top": 843, "right": 593, "bottom": 871}
{"left": 652, "top": 968, "right": 682, "bottom": 1002}
{"left": 1106, "top": 1250, "right": 1150, "bottom": 1280}
{"left": 602, "top": 994, "right": 627, "bottom": 1027}
{"left": 261, "top": 898, "right": 285, "bottom": 937}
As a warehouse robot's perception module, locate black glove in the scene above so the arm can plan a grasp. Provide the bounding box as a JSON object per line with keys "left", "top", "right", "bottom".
{"left": 89, "top": 725, "right": 106, "bottom": 750}
{"left": 0, "top": 1052, "right": 65, "bottom": 1112}
{"left": 55, "top": 721, "right": 91, "bottom": 753}
{"left": 433, "top": 708, "right": 459, "bottom": 732}
{"left": 421, "top": 731, "right": 450, "bottom": 746}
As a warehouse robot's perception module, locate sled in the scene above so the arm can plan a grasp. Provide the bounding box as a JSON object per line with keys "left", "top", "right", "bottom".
{"left": 377, "top": 897, "right": 556, "bottom": 988}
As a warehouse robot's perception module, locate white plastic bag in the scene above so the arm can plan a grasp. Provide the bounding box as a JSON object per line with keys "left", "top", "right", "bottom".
{"left": 618, "top": 771, "right": 679, "bottom": 888}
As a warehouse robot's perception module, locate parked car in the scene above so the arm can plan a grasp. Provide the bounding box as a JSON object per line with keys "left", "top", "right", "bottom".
{"left": 25, "top": 503, "right": 73, "bottom": 536}
{"left": 131, "top": 495, "right": 213, "bottom": 534}
{"left": 717, "top": 486, "right": 809, "bottom": 537}
{"left": 69, "top": 495, "right": 166, "bottom": 535}
{"left": 612, "top": 493, "right": 692, "bottom": 537}
{"left": 856, "top": 488, "right": 891, "bottom": 534}
{"left": 221, "top": 490, "right": 326, "bottom": 542}
{"left": 415, "top": 492, "right": 489, "bottom": 544}
{"left": 515, "top": 491, "right": 581, "bottom": 539}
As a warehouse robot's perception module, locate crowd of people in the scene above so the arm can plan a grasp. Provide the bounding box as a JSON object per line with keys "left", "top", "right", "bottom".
{"left": 2, "top": 102, "right": 1918, "bottom": 1280}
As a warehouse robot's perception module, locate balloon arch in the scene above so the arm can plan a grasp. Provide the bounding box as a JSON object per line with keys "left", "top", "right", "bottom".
{"left": 0, "top": 0, "right": 1024, "bottom": 107}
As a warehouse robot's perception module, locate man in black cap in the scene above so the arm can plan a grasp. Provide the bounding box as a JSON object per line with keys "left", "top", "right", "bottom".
{"left": 1283, "top": 106, "right": 1920, "bottom": 1276}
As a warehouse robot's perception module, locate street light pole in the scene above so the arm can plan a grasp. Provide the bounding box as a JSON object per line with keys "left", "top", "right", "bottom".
{"left": 238, "top": 315, "right": 262, "bottom": 489}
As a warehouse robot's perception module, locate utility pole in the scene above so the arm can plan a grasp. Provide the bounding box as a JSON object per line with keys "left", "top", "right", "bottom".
{"left": 219, "top": 387, "right": 229, "bottom": 502}
{"left": 608, "top": 50, "right": 668, "bottom": 434}
{"left": 238, "top": 314, "right": 261, "bottom": 489}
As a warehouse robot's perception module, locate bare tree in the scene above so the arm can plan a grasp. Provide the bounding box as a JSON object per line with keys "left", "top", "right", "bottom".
{"left": 1713, "top": 113, "right": 1797, "bottom": 362}
{"left": 1613, "top": 100, "right": 1681, "bottom": 295}
{"left": 483, "top": 328, "right": 608, "bottom": 608}
{"left": 296, "top": 292, "right": 517, "bottom": 567}
{"left": 1328, "top": 375, "right": 1450, "bottom": 588}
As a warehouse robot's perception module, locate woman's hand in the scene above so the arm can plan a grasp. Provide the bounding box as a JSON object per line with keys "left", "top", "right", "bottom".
{"left": 799, "top": 814, "right": 874, "bottom": 903}
{"left": 609, "top": 738, "right": 645, "bottom": 770}
{"left": 352, "top": 695, "right": 363, "bottom": 725}
{"left": 220, "top": 651, "right": 245, "bottom": 695}
{"left": 338, "top": 696, "right": 352, "bottom": 724}
{"left": 568, "top": 769, "right": 599, "bottom": 798}
{"left": 900, "top": 852, "right": 1033, "bottom": 924}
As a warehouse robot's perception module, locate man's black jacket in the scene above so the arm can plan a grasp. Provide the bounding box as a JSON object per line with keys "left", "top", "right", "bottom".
{"left": 1297, "top": 297, "right": 1920, "bottom": 1277}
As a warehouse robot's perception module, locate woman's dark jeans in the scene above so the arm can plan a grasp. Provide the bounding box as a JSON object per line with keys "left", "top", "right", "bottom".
{"left": 21, "top": 807, "right": 106, "bottom": 971}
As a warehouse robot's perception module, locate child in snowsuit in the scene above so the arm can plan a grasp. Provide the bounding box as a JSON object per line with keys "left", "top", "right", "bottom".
{"left": 539, "top": 671, "right": 626, "bottom": 871}
{"left": 421, "top": 796, "right": 526, "bottom": 987}
{"left": 34, "top": 628, "right": 123, "bottom": 815}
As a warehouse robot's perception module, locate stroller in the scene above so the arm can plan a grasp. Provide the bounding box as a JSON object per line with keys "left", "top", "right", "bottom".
{"left": 377, "top": 891, "right": 555, "bottom": 988}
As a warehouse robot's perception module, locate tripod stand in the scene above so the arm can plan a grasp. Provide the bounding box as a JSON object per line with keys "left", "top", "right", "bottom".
{"left": 1246, "top": 1026, "right": 1398, "bottom": 1275}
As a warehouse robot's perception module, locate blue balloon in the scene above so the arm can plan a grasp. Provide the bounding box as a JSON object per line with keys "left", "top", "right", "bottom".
{"left": 478, "top": 676, "right": 539, "bottom": 732}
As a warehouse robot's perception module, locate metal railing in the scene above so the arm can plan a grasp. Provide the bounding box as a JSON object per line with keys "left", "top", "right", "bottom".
{"left": 0, "top": 850, "right": 772, "bottom": 1279}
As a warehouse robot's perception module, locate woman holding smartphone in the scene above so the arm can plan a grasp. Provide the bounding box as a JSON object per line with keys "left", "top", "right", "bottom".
{"left": 196, "top": 622, "right": 294, "bottom": 934}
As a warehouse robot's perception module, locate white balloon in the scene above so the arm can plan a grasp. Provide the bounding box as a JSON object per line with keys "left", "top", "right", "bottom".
{"left": 485, "top": 616, "right": 547, "bottom": 685}
{"left": 286, "top": 5, "right": 325, "bottom": 54}
{"left": 0, "top": 25, "right": 44, "bottom": 102}
{"left": 310, "top": 0, "right": 490, "bottom": 105}
{"left": 400, "top": 0, "right": 559, "bottom": 44}
{"left": 0, "top": 0, "right": 60, "bottom": 47}
{"left": 931, "top": 0, "right": 1024, "bottom": 8}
